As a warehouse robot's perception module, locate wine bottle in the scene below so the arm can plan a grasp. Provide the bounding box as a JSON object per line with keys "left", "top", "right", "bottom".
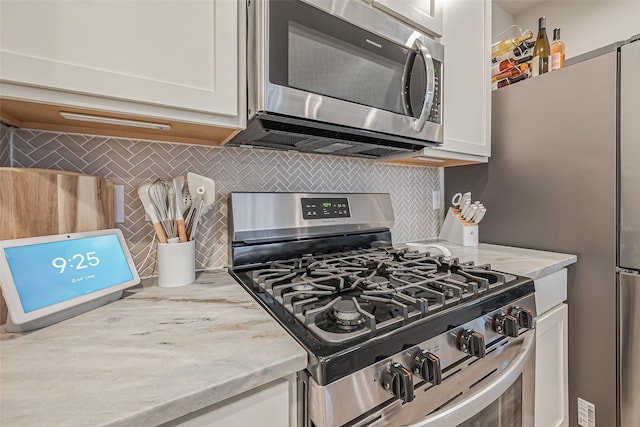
{"left": 491, "top": 31, "right": 533, "bottom": 60}
{"left": 531, "top": 17, "right": 550, "bottom": 77}
{"left": 551, "top": 28, "right": 566, "bottom": 71}
{"left": 491, "top": 56, "right": 532, "bottom": 82}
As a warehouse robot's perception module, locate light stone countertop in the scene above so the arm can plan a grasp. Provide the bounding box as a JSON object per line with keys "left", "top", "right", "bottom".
{"left": 401, "top": 240, "right": 577, "bottom": 280}
{"left": 0, "top": 270, "right": 307, "bottom": 427}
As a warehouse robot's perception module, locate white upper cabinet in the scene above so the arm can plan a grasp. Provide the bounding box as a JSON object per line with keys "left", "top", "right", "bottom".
{"left": 367, "top": 0, "right": 443, "bottom": 37}
{"left": 439, "top": 0, "right": 491, "bottom": 157}
{"left": 384, "top": 0, "right": 491, "bottom": 167}
{"left": 0, "top": 0, "right": 245, "bottom": 143}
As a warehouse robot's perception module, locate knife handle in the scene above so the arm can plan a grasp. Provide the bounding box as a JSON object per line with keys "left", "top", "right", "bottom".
{"left": 474, "top": 209, "right": 487, "bottom": 224}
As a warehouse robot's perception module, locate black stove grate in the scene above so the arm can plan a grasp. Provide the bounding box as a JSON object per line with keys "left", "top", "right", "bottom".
{"left": 246, "top": 247, "right": 514, "bottom": 346}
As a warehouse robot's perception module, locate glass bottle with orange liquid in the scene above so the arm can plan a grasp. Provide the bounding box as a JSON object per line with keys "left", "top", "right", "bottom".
{"left": 551, "top": 28, "right": 566, "bottom": 71}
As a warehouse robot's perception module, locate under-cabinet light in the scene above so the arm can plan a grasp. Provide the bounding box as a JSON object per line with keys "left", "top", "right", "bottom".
{"left": 414, "top": 155, "right": 446, "bottom": 163}
{"left": 59, "top": 112, "right": 172, "bottom": 130}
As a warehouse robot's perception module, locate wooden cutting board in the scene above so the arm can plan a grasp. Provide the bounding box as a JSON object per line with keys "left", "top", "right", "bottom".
{"left": 0, "top": 167, "right": 114, "bottom": 324}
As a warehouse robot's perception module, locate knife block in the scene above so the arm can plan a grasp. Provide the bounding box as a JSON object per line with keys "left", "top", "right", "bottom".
{"left": 438, "top": 207, "right": 479, "bottom": 247}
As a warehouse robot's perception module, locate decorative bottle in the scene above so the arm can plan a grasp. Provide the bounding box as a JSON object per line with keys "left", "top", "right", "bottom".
{"left": 551, "top": 28, "right": 566, "bottom": 71}
{"left": 531, "top": 16, "right": 551, "bottom": 76}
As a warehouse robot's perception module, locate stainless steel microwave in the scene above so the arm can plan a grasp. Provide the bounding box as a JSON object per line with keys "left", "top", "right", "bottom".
{"left": 227, "top": 0, "right": 444, "bottom": 159}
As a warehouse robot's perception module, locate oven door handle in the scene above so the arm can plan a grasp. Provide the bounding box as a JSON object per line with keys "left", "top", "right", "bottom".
{"left": 401, "top": 39, "right": 435, "bottom": 133}
{"left": 403, "top": 333, "right": 535, "bottom": 427}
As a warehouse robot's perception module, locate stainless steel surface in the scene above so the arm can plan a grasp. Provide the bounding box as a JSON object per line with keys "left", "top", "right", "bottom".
{"left": 307, "top": 294, "right": 536, "bottom": 427}
{"left": 619, "top": 40, "right": 640, "bottom": 270}
{"left": 240, "top": 0, "right": 444, "bottom": 157}
{"left": 620, "top": 270, "right": 640, "bottom": 427}
{"left": 300, "top": 0, "right": 422, "bottom": 47}
{"left": 229, "top": 192, "right": 394, "bottom": 243}
{"left": 564, "top": 34, "right": 640, "bottom": 68}
{"left": 445, "top": 45, "right": 624, "bottom": 426}
{"left": 401, "top": 335, "right": 535, "bottom": 427}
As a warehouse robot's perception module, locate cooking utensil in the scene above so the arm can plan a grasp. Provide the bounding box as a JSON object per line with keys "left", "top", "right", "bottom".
{"left": 185, "top": 172, "right": 216, "bottom": 241}
{"left": 173, "top": 177, "right": 188, "bottom": 243}
{"left": 406, "top": 242, "right": 452, "bottom": 256}
{"left": 453, "top": 192, "right": 472, "bottom": 210}
{"left": 137, "top": 182, "right": 168, "bottom": 243}
{"left": 148, "top": 179, "right": 176, "bottom": 240}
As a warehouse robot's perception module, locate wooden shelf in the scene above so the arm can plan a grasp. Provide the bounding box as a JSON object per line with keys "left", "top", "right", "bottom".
{"left": 383, "top": 156, "right": 483, "bottom": 168}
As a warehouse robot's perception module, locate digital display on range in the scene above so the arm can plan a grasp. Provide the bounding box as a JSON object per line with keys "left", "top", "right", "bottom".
{"left": 301, "top": 198, "right": 350, "bottom": 220}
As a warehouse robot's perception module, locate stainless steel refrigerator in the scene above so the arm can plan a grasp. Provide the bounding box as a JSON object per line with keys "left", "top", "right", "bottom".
{"left": 445, "top": 36, "right": 640, "bottom": 427}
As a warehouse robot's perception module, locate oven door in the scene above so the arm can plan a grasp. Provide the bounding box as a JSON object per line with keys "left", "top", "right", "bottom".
{"left": 254, "top": 0, "right": 443, "bottom": 144}
{"left": 398, "top": 333, "right": 535, "bottom": 427}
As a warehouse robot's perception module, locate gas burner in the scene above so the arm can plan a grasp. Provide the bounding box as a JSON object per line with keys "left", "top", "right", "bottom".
{"left": 292, "top": 283, "right": 315, "bottom": 292}
{"left": 318, "top": 299, "right": 368, "bottom": 334}
{"left": 368, "top": 275, "right": 389, "bottom": 285}
{"left": 332, "top": 299, "right": 361, "bottom": 321}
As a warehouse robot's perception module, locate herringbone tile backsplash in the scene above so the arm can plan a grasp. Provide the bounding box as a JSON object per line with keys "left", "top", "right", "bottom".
{"left": 0, "top": 124, "right": 9, "bottom": 167}
{"left": 1, "top": 124, "right": 440, "bottom": 277}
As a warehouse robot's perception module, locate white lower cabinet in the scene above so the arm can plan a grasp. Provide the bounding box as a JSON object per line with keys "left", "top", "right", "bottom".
{"left": 535, "top": 303, "right": 569, "bottom": 427}
{"left": 164, "top": 377, "right": 294, "bottom": 427}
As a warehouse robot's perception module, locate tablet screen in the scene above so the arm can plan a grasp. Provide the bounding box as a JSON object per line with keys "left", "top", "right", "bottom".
{"left": 4, "top": 234, "right": 135, "bottom": 313}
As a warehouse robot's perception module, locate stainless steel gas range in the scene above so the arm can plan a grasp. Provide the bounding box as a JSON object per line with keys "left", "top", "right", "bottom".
{"left": 228, "top": 192, "right": 536, "bottom": 427}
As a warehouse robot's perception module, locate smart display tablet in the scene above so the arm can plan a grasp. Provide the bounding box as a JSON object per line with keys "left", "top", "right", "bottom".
{"left": 0, "top": 229, "right": 140, "bottom": 332}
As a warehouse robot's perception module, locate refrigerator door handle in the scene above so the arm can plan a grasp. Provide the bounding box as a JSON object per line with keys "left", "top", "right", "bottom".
{"left": 619, "top": 271, "right": 640, "bottom": 426}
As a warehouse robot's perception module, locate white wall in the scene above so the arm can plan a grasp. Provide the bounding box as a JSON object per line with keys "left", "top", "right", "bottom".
{"left": 492, "top": 3, "right": 516, "bottom": 42}
{"left": 493, "top": 1, "right": 640, "bottom": 59}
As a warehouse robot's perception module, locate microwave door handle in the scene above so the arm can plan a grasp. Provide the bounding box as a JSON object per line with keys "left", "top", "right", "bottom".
{"left": 413, "top": 39, "right": 435, "bottom": 132}
{"left": 401, "top": 46, "right": 418, "bottom": 118}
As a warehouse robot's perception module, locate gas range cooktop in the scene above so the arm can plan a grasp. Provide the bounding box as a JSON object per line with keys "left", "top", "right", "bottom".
{"left": 247, "top": 247, "right": 516, "bottom": 345}
{"left": 228, "top": 192, "right": 535, "bottom": 387}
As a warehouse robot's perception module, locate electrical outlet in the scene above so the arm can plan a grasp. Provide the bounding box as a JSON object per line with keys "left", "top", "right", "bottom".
{"left": 432, "top": 191, "right": 441, "bottom": 209}
{"left": 114, "top": 185, "right": 125, "bottom": 224}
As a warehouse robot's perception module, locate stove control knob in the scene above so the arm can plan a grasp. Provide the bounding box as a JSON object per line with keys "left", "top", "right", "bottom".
{"left": 509, "top": 307, "right": 534, "bottom": 329}
{"left": 457, "top": 329, "right": 486, "bottom": 358}
{"left": 493, "top": 313, "right": 520, "bottom": 337}
{"left": 381, "top": 362, "right": 415, "bottom": 403}
{"left": 413, "top": 350, "right": 442, "bottom": 385}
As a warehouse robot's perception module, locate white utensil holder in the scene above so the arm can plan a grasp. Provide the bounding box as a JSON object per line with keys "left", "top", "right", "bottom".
{"left": 438, "top": 207, "right": 479, "bottom": 247}
{"left": 157, "top": 240, "right": 196, "bottom": 287}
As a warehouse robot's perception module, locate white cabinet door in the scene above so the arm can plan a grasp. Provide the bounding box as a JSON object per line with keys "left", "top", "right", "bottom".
{"left": 368, "top": 0, "right": 443, "bottom": 37}
{"left": 438, "top": 0, "right": 491, "bottom": 157}
{"left": 381, "top": 0, "right": 490, "bottom": 167}
{"left": 166, "top": 378, "right": 291, "bottom": 427}
{"left": 0, "top": 0, "right": 241, "bottom": 127}
{"left": 535, "top": 303, "right": 569, "bottom": 427}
